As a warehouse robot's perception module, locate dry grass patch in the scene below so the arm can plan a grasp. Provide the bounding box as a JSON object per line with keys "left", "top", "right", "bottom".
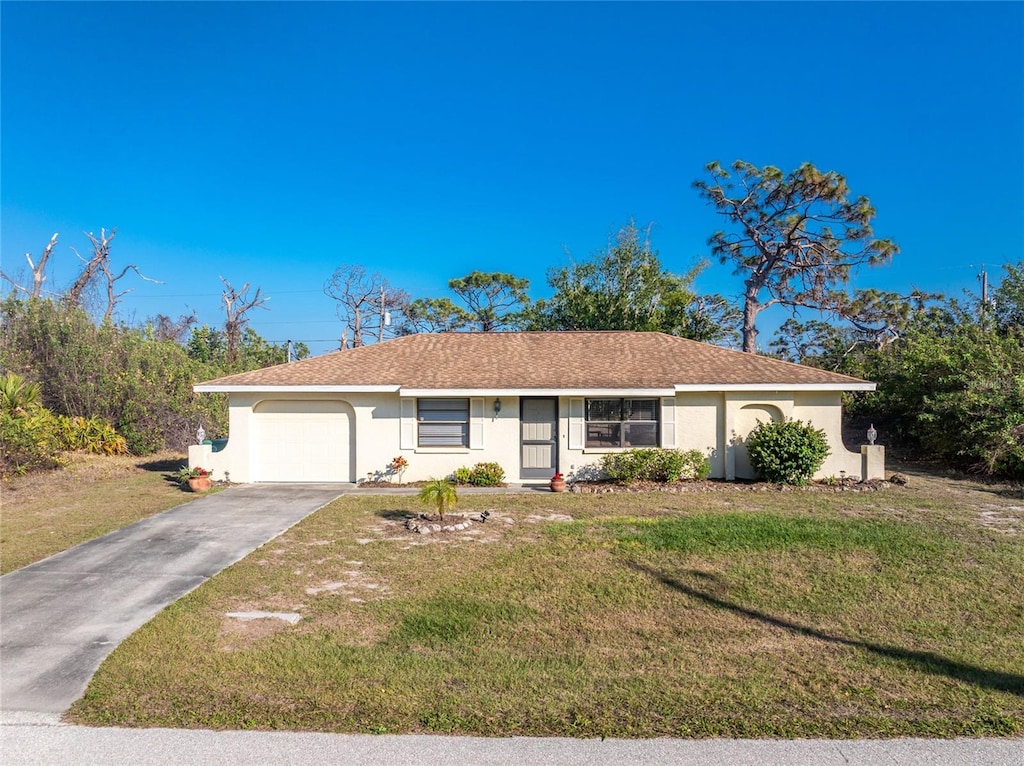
{"left": 1, "top": 452, "right": 191, "bottom": 573}
{"left": 67, "top": 466, "right": 1024, "bottom": 737}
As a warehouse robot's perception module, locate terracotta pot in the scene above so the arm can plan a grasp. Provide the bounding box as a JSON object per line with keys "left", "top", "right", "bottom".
{"left": 187, "top": 476, "right": 213, "bottom": 492}
{"left": 550, "top": 478, "right": 566, "bottom": 493}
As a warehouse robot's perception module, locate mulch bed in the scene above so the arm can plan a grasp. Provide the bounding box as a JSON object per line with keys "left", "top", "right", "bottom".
{"left": 359, "top": 480, "right": 509, "bottom": 489}
{"left": 569, "top": 477, "right": 897, "bottom": 494}
{"left": 359, "top": 478, "right": 897, "bottom": 493}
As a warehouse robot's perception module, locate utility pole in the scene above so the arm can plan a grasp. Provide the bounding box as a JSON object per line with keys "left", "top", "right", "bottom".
{"left": 978, "top": 267, "right": 992, "bottom": 329}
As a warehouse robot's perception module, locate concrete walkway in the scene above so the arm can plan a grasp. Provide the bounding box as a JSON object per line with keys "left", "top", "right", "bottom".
{"left": 0, "top": 484, "right": 346, "bottom": 716}
{"left": 0, "top": 723, "right": 1020, "bottom": 765}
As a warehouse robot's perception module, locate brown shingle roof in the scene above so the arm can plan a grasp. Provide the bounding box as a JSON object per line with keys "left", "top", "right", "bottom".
{"left": 195, "top": 332, "right": 872, "bottom": 391}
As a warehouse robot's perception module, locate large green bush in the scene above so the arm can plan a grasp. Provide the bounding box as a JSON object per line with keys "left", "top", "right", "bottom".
{"left": 745, "top": 420, "right": 829, "bottom": 485}
{"left": 853, "top": 322, "right": 1024, "bottom": 478}
{"left": 601, "top": 448, "right": 710, "bottom": 484}
{"left": 0, "top": 408, "right": 67, "bottom": 476}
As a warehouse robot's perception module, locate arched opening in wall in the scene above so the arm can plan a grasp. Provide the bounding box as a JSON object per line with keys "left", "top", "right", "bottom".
{"left": 252, "top": 400, "right": 355, "bottom": 482}
{"left": 733, "top": 404, "right": 783, "bottom": 480}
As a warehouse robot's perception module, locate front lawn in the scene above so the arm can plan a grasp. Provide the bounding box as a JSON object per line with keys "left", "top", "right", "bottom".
{"left": 67, "top": 468, "right": 1024, "bottom": 737}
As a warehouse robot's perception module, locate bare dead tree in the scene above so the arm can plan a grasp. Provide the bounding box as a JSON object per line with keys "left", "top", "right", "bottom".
{"left": 221, "top": 277, "right": 269, "bottom": 364}
{"left": 324, "top": 265, "right": 408, "bottom": 349}
{"left": 61, "top": 228, "right": 160, "bottom": 320}
{"left": 100, "top": 260, "right": 162, "bottom": 324}
{"left": 1, "top": 233, "right": 59, "bottom": 298}
{"left": 65, "top": 228, "right": 116, "bottom": 309}
{"left": 151, "top": 312, "right": 198, "bottom": 343}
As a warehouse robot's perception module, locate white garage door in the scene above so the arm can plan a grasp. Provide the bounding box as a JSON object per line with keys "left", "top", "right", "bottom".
{"left": 253, "top": 400, "right": 352, "bottom": 482}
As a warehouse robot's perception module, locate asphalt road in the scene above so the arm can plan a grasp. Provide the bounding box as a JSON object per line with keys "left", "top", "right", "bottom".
{"left": 0, "top": 484, "right": 346, "bottom": 715}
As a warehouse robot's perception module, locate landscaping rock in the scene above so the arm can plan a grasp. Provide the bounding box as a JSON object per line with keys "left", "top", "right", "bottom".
{"left": 404, "top": 513, "right": 477, "bottom": 534}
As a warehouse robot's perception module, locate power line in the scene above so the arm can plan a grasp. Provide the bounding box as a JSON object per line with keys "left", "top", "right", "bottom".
{"left": 121, "top": 289, "right": 326, "bottom": 299}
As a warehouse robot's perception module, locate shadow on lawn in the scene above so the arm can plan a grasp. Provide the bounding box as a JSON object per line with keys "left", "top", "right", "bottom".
{"left": 379, "top": 510, "right": 415, "bottom": 522}
{"left": 136, "top": 457, "right": 186, "bottom": 473}
{"left": 628, "top": 561, "right": 1024, "bottom": 697}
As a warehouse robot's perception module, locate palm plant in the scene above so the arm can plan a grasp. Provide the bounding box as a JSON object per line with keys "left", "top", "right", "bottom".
{"left": 0, "top": 373, "right": 42, "bottom": 416}
{"left": 418, "top": 478, "right": 457, "bottom": 520}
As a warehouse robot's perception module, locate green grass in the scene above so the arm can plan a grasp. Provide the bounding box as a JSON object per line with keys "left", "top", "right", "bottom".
{"left": 65, "top": 468, "right": 1024, "bottom": 737}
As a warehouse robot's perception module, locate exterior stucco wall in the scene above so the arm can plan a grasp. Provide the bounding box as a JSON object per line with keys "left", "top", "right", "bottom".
{"left": 196, "top": 388, "right": 868, "bottom": 484}
{"left": 792, "top": 391, "right": 863, "bottom": 479}
{"left": 368, "top": 396, "right": 525, "bottom": 484}
{"left": 674, "top": 392, "right": 724, "bottom": 478}
{"left": 718, "top": 391, "right": 863, "bottom": 481}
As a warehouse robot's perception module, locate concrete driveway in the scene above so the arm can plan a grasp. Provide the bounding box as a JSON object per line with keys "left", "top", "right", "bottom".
{"left": 0, "top": 484, "right": 346, "bottom": 717}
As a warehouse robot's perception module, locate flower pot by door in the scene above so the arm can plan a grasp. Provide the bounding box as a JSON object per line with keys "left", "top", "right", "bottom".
{"left": 188, "top": 476, "right": 213, "bottom": 492}
{"left": 550, "top": 478, "right": 566, "bottom": 493}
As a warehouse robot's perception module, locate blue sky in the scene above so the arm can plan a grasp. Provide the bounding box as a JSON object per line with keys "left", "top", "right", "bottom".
{"left": 2, "top": 1, "right": 1022, "bottom": 354}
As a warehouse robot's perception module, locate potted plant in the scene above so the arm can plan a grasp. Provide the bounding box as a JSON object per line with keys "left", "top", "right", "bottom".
{"left": 176, "top": 465, "right": 213, "bottom": 492}
{"left": 550, "top": 472, "right": 566, "bottom": 492}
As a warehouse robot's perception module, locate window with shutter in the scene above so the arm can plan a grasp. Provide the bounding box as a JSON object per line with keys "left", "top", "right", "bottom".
{"left": 417, "top": 398, "right": 470, "bottom": 447}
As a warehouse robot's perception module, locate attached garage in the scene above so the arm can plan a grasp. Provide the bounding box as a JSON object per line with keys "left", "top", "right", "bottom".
{"left": 251, "top": 400, "right": 354, "bottom": 482}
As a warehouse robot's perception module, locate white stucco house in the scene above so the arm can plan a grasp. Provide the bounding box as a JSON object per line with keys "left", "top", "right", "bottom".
{"left": 191, "top": 331, "right": 880, "bottom": 484}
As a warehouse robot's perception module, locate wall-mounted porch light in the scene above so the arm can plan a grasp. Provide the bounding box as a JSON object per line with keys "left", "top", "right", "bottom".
{"left": 493, "top": 398, "right": 502, "bottom": 415}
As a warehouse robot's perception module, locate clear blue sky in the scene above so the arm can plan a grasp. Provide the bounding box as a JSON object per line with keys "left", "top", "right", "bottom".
{"left": 2, "top": 1, "right": 1022, "bottom": 355}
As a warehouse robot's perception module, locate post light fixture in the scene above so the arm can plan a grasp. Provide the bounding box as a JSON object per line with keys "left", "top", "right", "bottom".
{"left": 867, "top": 424, "right": 877, "bottom": 445}
{"left": 493, "top": 398, "right": 502, "bottom": 415}
{"left": 196, "top": 424, "right": 206, "bottom": 444}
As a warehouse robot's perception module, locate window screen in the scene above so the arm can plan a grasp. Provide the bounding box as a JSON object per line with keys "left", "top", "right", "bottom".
{"left": 585, "top": 398, "right": 658, "bottom": 448}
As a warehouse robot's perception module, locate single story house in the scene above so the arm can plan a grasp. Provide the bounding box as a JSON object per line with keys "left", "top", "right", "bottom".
{"left": 191, "top": 331, "right": 880, "bottom": 484}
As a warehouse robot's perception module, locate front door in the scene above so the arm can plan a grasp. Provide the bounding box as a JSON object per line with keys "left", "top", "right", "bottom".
{"left": 521, "top": 397, "right": 558, "bottom": 479}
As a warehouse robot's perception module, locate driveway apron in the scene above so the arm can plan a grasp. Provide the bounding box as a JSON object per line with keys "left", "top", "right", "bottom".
{"left": 0, "top": 484, "right": 346, "bottom": 716}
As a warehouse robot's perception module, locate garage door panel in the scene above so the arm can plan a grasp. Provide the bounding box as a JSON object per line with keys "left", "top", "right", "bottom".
{"left": 253, "top": 402, "right": 352, "bottom": 482}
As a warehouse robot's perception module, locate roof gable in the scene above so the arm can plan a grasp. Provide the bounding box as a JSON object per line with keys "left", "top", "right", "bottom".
{"left": 195, "top": 332, "right": 873, "bottom": 392}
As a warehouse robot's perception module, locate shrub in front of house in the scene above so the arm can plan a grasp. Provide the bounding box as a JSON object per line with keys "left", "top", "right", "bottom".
{"left": 451, "top": 466, "right": 473, "bottom": 485}
{"left": 677, "top": 449, "right": 712, "bottom": 480}
{"left": 451, "top": 462, "right": 506, "bottom": 486}
{"left": 600, "top": 448, "right": 710, "bottom": 484}
{"left": 745, "top": 419, "right": 830, "bottom": 485}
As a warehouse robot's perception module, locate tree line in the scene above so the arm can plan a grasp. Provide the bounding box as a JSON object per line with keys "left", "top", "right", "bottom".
{"left": 1, "top": 160, "right": 1020, "bottom": 478}
{"left": 325, "top": 162, "right": 901, "bottom": 351}
{"left": 0, "top": 230, "right": 310, "bottom": 462}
